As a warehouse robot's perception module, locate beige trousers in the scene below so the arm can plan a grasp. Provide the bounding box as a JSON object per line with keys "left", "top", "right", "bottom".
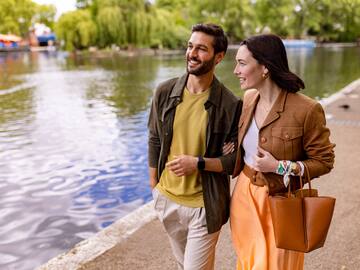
{"left": 152, "top": 188, "right": 220, "bottom": 270}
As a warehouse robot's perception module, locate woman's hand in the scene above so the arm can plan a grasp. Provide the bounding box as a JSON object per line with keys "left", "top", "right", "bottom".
{"left": 222, "top": 141, "right": 235, "bottom": 155}
{"left": 252, "top": 147, "right": 278, "bottom": 173}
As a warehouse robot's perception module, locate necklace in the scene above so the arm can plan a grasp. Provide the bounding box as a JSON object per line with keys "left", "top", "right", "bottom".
{"left": 258, "top": 101, "right": 272, "bottom": 112}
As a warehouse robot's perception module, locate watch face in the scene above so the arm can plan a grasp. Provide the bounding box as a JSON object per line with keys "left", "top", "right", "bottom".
{"left": 198, "top": 156, "right": 205, "bottom": 170}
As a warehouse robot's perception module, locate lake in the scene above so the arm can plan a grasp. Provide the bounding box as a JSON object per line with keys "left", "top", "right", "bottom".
{"left": 0, "top": 46, "right": 359, "bottom": 269}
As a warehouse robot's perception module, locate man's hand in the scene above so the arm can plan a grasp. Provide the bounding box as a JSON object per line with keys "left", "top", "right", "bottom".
{"left": 222, "top": 141, "right": 235, "bottom": 155}
{"left": 149, "top": 177, "right": 158, "bottom": 190}
{"left": 166, "top": 155, "right": 197, "bottom": 177}
{"left": 252, "top": 147, "right": 278, "bottom": 173}
{"left": 149, "top": 167, "right": 158, "bottom": 190}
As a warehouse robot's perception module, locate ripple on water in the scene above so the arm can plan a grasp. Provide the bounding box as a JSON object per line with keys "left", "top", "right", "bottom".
{"left": 0, "top": 253, "right": 18, "bottom": 264}
{"left": 36, "top": 228, "right": 63, "bottom": 238}
{"left": 75, "top": 231, "right": 96, "bottom": 239}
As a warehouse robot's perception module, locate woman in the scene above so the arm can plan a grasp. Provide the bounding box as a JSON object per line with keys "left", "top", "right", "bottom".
{"left": 229, "top": 34, "right": 335, "bottom": 270}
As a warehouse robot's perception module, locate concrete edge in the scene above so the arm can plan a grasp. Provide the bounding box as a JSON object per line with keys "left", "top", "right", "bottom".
{"left": 37, "top": 77, "right": 360, "bottom": 270}
{"left": 37, "top": 202, "right": 156, "bottom": 270}
{"left": 319, "top": 78, "right": 360, "bottom": 107}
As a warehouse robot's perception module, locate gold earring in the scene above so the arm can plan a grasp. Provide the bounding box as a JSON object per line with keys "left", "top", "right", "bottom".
{"left": 262, "top": 73, "right": 268, "bottom": 79}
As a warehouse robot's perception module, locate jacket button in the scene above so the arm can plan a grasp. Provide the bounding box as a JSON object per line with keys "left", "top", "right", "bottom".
{"left": 261, "top": 137, "right": 267, "bottom": 143}
{"left": 165, "top": 132, "right": 168, "bottom": 136}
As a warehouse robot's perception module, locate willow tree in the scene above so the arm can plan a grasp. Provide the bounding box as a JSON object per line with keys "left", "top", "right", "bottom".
{"left": 158, "top": 0, "right": 255, "bottom": 44}
{"left": 126, "top": 9, "right": 152, "bottom": 47}
{"left": 119, "top": 0, "right": 153, "bottom": 47}
{"left": 55, "top": 9, "right": 97, "bottom": 51}
{"left": 149, "top": 8, "right": 189, "bottom": 49}
{"left": 96, "top": 6, "right": 127, "bottom": 47}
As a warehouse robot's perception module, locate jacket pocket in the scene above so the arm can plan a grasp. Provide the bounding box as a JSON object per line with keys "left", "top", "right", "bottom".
{"left": 271, "top": 127, "right": 303, "bottom": 160}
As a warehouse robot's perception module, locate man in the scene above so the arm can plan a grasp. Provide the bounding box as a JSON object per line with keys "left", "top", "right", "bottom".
{"left": 148, "top": 23, "right": 242, "bottom": 270}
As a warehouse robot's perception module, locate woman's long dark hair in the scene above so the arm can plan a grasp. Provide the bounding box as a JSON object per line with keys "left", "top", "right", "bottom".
{"left": 240, "top": 34, "right": 305, "bottom": 92}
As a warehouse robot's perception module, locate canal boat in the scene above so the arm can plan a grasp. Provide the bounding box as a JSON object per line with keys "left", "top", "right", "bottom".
{"left": 282, "top": 39, "right": 316, "bottom": 48}
{"left": 0, "top": 34, "right": 29, "bottom": 52}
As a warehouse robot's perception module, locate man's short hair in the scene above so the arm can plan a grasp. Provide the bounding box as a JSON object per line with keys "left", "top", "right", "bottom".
{"left": 191, "top": 23, "right": 228, "bottom": 55}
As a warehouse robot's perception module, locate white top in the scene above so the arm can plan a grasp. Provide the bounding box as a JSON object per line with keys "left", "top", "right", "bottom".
{"left": 242, "top": 117, "right": 259, "bottom": 167}
{"left": 242, "top": 116, "right": 305, "bottom": 182}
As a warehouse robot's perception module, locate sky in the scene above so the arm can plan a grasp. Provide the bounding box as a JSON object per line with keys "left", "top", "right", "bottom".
{"left": 33, "top": 0, "right": 77, "bottom": 18}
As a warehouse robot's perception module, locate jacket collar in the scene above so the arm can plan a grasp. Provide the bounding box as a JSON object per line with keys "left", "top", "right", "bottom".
{"left": 170, "top": 73, "right": 222, "bottom": 107}
{"left": 240, "top": 89, "right": 288, "bottom": 130}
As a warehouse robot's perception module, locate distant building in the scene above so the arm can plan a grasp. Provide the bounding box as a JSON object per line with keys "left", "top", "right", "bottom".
{"left": 29, "top": 23, "right": 56, "bottom": 47}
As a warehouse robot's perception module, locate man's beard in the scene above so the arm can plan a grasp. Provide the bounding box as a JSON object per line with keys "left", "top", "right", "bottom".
{"left": 186, "top": 55, "right": 215, "bottom": 76}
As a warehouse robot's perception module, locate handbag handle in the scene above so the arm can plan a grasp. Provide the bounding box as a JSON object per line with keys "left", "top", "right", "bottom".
{"left": 287, "top": 163, "right": 312, "bottom": 198}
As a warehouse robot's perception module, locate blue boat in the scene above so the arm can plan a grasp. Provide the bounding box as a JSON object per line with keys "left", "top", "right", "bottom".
{"left": 282, "top": 39, "right": 316, "bottom": 48}
{"left": 37, "top": 33, "right": 56, "bottom": 46}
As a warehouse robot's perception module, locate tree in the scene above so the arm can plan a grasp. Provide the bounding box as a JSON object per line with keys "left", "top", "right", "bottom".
{"left": 55, "top": 9, "right": 97, "bottom": 50}
{"left": 252, "top": 0, "right": 292, "bottom": 37}
{"left": 96, "top": 6, "right": 127, "bottom": 47}
{"left": 55, "top": 0, "right": 360, "bottom": 50}
{"left": 223, "top": 0, "right": 256, "bottom": 42}
{"left": 149, "top": 8, "right": 189, "bottom": 49}
{"left": 336, "top": 0, "right": 360, "bottom": 41}
{"left": 33, "top": 4, "right": 56, "bottom": 30}
{"left": 290, "top": 0, "right": 326, "bottom": 39}
{"left": 0, "top": 0, "right": 36, "bottom": 36}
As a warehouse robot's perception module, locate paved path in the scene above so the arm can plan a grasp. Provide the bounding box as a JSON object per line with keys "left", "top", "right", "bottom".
{"left": 39, "top": 80, "right": 360, "bottom": 270}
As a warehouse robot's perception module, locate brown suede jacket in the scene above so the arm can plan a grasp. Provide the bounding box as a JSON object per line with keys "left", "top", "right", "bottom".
{"left": 148, "top": 73, "right": 242, "bottom": 233}
{"left": 233, "top": 89, "right": 335, "bottom": 194}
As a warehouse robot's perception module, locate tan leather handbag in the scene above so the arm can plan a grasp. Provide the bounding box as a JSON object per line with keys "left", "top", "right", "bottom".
{"left": 269, "top": 165, "right": 336, "bottom": 252}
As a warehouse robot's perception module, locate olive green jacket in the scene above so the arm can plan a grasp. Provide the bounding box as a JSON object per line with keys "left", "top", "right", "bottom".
{"left": 148, "top": 73, "right": 242, "bottom": 233}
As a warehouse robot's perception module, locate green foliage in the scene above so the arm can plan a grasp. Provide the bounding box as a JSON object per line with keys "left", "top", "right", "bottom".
{"left": 289, "top": 0, "right": 360, "bottom": 41}
{"left": 335, "top": 0, "right": 360, "bottom": 41}
{"left": 0, "top": 0, "right": 36, "bottom": 36}
{"left": 253, "top": 0, "right": 292, "bottom": 37}
{"left": 96, "top": 6, "right": 127, "bottom": 47}
{"left": 55, "top": 10, "right": 97, "bottom": 50}
{"left": 222, "top": 0, "right": 256, "bottom": 42}
{"left": 53, "top": 0, "right": 360, "bottom": 50}
{"left": 33, "top": 4, "right": 56, "bottom": 30}
{"left": 0, "top": 0, "right": 56, "bottom": 37}
{"left": 155, "top": 0, "right": 188, "bottom": 10}
{"left": 150, "top": 8, "right": 189, "bottom": 49}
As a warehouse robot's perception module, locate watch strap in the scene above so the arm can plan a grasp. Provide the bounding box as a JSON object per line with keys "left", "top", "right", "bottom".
{"left": 197, "top": 156, "right": 205, "bottom": 170}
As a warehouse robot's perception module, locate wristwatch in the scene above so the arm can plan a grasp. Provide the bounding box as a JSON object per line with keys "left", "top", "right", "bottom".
{"left": 197, "top": 156, "right": 205, "bottom": 170}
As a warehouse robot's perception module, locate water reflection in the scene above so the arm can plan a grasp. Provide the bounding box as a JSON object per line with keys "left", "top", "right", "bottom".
{"left": 0, "top": 47, "right": 359, "bottom": 269}
{"left": 87, "top": 56, "right": 158, "bottom": 116}
{"left": 217, "top": 46, "right": 360, "bottom": 99}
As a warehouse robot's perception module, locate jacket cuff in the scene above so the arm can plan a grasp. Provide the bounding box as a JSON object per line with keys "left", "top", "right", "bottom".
{"left": 218, "top": 151, "right": 236, "bottom": 175}
{"left": 148, "top": 147, "right": 160, "bottom": 168}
